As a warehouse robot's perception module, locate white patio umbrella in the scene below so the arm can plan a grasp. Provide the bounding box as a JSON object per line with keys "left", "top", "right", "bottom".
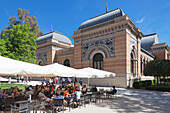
{"left": 77, "top": 67, "right": 116, "bottom": 86}
{"left": 0, "top": 55, "right": 54, "bottom": 77}
{"left": 44, "top": 63, "right": 79, "bottom": 77}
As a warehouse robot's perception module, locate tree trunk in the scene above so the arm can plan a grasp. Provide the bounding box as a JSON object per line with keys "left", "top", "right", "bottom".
{"left": 167, "top": 75, "right": 169, "bottom": 86}
{"left": 157, "top": 76, "right": 159, "bottom": 86}
{"left": 163, "top": 76, "right": 165, "bottom": 86}
{"left": 159, "top": 76, "right": 162, "bottom": 86}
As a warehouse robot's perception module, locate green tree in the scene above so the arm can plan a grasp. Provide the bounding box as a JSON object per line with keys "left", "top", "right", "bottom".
{"left": 144, "top": 60, "right": 160, "bottom": 86}
{"left": 144, "top": 59, "right": 170, "bottom": 86}
{"left": 1, "top": 23, "right": 38, "bottom": 64}
{"left": 0, "top": 38, "right": 8, "bottom": 56}
{"left": 2, "top": 8, "right": 43, "bottom": 37}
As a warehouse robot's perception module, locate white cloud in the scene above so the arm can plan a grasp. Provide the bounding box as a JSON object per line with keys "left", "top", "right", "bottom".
{"left": 136, "top": 16, "right": 146, "bottom": 24}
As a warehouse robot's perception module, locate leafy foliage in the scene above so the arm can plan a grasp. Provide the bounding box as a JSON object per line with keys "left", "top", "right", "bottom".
{"left": 2, "top": 8, "right": 43, "bottom": 37}
{"left": 0, "top": 83, "right": 25, "bottom": 91}
{"left": 0, "top": 23, "right": 38, "bottom": 64}
{"left": 144, "top": 59, "right": 170, "bottom": 77}
{"left": 0, "top": 38, "right": 8, "bottom": 56}
{"left": 144, "top": 59, "right": 170, "bottom": 86}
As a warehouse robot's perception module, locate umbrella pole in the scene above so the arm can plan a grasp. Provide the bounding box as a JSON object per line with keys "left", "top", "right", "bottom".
{"left": 26, "top": 76, "right": 28, "bottom": 87}
{"left": 88, "top": 77, "right": 89, "bottom": 87}
{"left": 58, "top": 76, "right": 60, "bottom": 86}
{"left": 55, "top": 76, "right": 56, "bottom": 93}
{"left": 0, "top": 76, "right": 1, "bottom": 88}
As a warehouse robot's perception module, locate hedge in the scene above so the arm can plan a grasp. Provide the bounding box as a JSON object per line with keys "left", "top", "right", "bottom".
{"left": 133, "top": 80, "right": 152, "bottom": 89}
{"left": 145, "top": 86, "right": 170, "bottom": 92}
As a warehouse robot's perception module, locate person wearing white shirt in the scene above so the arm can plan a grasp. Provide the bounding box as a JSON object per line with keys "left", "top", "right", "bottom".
{"left": 75, "top": 89, "right": 81, "bottom": 101}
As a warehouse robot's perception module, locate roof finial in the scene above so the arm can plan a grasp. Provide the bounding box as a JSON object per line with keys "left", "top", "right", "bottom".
{"left": 106, "top": 1, "right": 108, "bottom": 13}
{"left": 51, "top": 25, "right": 53, "bottom": 32}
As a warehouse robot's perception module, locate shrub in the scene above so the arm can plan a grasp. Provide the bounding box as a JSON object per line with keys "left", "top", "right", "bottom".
{"left": 145, "top": 86, "right": 170, "bottom": 92}
{"left": 133, "top": 81, "right": 141, "bottom": 89}
{"left": 160, "top": 78, "right": 170, "bottom": 81}
{"left": 133, "top": 80, "right": 152, "bottom": 89}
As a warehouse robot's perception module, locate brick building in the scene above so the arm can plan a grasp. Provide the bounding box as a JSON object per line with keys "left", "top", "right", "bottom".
{"left": 36, "top": 8, "right": 170, "bottom": 87}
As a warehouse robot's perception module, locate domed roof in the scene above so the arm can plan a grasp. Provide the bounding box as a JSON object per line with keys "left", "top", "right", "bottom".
{"left": 141, "top": 33, "right": 159, "bottom": 52}
{"left": 37, "top": 31, "right": 72, "bottom": 44}
{"left": 78, "top": 8, "right": 125, "bottom": 30}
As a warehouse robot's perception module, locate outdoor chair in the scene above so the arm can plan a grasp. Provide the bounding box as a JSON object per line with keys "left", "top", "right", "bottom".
{"left": 38, "top": 98, "right": 46, "bottom": 113}
{"left": 68, "top": 96, "right": 75, "bottom": 112}
{"left": 10, "top": 100, "right": 29, "bottom": 113}
{"left": 30, "top": 100, "right": 40, "bottom": 113}
{"left": 84, "top": 94, "right": 90, "bottom": 104}
{"left": 14, "top": 95, "right": 26, "bottom": 102}
{"left": 95, "top": 92, "right": 103, "bottom": 103}
{"left": 3, "top": 97, "right": 15, "bottom": 113}
{"left": 52, "top": 98, "right": 64, "bottom": 113}
{"left": 0, "top": 98, "right": 4, "bottom": 111}
{"left": 79, "top": 95, "right": 85, "bottom": 108}
{"left": 31, "top": 94, "right": 38, "bottom": 101}
{"left": 107, "top": 90, "right": 117, "bottom": 99}
{"left": 14, "top": 96, "right": 21, "bottom": 102}
{"left": 20, "top": 95, "right": 27, "bottom": 101}
{"left": 90, "top": 93, "right": 97, "bottom": 104}
{"left": 29, "top": 98, "right": 46, "bottom": 113}
{"left": 100, "top": 92, "right": 107, "bottom": 103}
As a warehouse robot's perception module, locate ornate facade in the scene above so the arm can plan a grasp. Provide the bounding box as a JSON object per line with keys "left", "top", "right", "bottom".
{"left": 36, "top": 8, "right": 170, "bottom": 87}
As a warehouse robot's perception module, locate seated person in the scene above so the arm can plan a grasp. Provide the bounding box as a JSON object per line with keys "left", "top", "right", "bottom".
{"left": 29, "top": 85, "right": 33, "bottom": 91}
{"left": 3, "top": 89, "right": 8, "bottom": 95}
{"left": 63, "top": 88, "right": 70, "bottom": 103}
{"left": 25, "top": 88, "right": 33, "bottom": 98}
{"left": 75, "top": 89, "right": 81, "bottom": 102}
{"left": 38, "top": 88, "right": 46, "bottom": 100}
{"left": 0, "top": 89, "right": 5, "bottom": 99}
{"left": 109, "top": 86, "right": 117, "bottom": 95}
{"left": 13, "top": 86, "right": 21, "bottom": 96}
{"left": 81, "top": 85, "right": 87, "bottom": 95}
{"left": 38, "top": 88, "right": 52, "bottom": 104}
{"left": 52, "top": 93, "right": 67, "bottom": 111}
{"left": 63, "top": 88, "right": 70, "bottom": 98}
{"left": 91, "top": 85, "right": 97, "bottom": 92}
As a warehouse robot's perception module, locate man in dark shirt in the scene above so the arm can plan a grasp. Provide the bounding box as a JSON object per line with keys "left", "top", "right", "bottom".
{"left": 111, "top": 86, "right": 117, "bottom": 94}
{"left": 91, "top": 85, "right": 97, "bottom": 92}
{"left": 0, "top": 89, "right": 5, "bottom": 99}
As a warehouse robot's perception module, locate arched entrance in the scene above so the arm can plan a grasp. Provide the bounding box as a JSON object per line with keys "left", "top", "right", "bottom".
{"left": 93, "top": 53, "right": 103, "bottom": 70}
{"left": 63, "top": 59, "right": 70, "bottom": 67}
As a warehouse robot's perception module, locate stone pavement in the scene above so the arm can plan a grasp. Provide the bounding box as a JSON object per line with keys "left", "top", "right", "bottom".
{"left": 64, "top": 88, "right": 170, "bottom": 113}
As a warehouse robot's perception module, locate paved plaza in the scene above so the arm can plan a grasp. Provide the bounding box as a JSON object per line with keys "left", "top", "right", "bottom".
{"left": 64, "top": 88, "right": 170, "bottom": 113}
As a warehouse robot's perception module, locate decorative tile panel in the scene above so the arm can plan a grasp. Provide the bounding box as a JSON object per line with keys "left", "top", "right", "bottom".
{"left": 82, "top": 37, "right": 115, "bottom": 60}
{"left": 36, "top": 51, "right": 47, "bottom": 64}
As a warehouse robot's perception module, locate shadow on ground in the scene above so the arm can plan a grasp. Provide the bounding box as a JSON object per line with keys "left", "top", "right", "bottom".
{"left": 95, "top": 89, "right": 170, "bottom": 113}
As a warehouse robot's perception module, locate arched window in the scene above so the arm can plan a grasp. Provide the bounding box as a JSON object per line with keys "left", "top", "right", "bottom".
{"left": 131, "top": 52, "right": 134, "bottom": 73}
{"left": 39, "top": 60, "right": 44, "bottom": 66}
{"left": 143, "top": 59, "right": 146, "bottom": 68}
{"left": 141, "top": 58, "right": 143, "bottom": 74}
{"left": 93, "top": 53, "right": 103, "bottom": 70}
{"left": 63, "top": 59, "right": 70, "bottom": 67}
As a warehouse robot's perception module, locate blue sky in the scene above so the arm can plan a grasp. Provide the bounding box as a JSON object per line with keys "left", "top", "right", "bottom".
{"left": 0, "top": 0, "right": 170, "bottom": 45}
